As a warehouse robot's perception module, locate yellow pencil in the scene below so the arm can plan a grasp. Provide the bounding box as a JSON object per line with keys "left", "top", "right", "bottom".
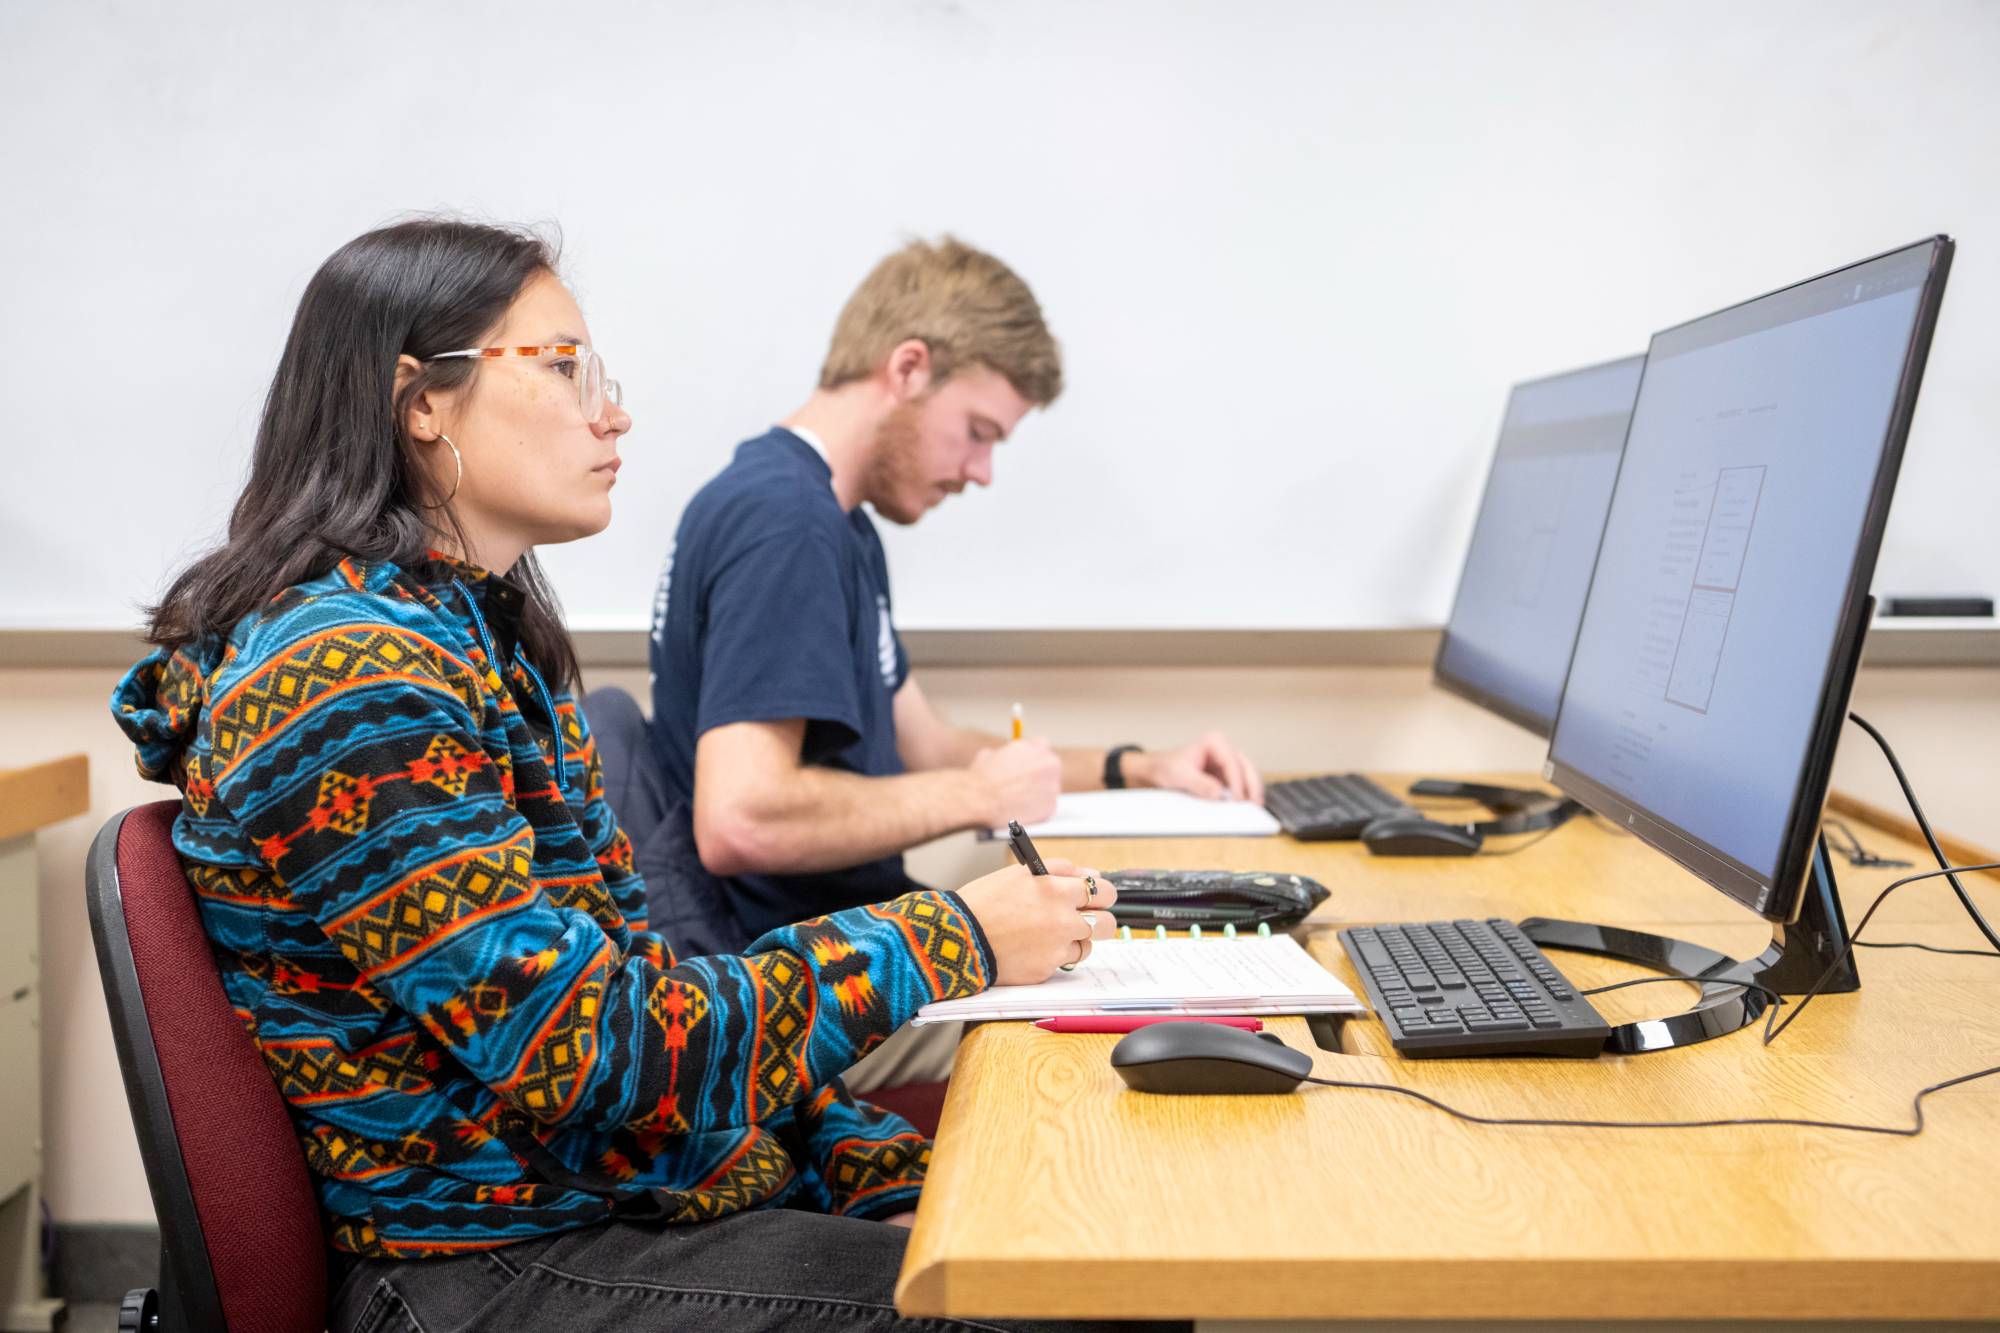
{"left": 1011, "top": 701, "right": 1024, "bottom": 741}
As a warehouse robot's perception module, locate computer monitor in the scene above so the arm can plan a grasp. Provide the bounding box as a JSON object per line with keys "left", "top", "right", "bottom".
{"left": 1434, "top": 355, "right": 1645, "bottom": 739}
{"left": 1536, "top": 237, "right": 1953, "bottom": 1046}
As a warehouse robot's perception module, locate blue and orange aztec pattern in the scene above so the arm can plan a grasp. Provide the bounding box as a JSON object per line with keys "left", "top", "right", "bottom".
{"left": 112, "top": 555, "right": 993, "bottom": 1257}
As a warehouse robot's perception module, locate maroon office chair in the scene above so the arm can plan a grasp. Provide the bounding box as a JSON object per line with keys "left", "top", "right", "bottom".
{"left": 86, "top": 802, "right": 327, "bottom": 1333}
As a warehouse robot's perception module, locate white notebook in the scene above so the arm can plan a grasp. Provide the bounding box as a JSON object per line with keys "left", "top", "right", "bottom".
{"left": 913, "top": 933, "right": 1363, "bottom": 1026}
{"left": 989, "top": 789, "right": 1281, "bottom": 839}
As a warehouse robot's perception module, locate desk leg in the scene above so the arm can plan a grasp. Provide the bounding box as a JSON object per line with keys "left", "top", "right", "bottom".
{"left": 0, "top": 832, "right": 61, "bottom": 1333}
{"left": 0, "top": 1181, "right": 61, "bottom": 1332}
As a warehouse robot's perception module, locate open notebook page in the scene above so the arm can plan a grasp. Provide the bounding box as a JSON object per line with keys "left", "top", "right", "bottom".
{"left": 989, "top": 789, "right": 1281, "bottom": 839}
{"left": 914, "top": 934, "right": 1363, "bottom": 1025}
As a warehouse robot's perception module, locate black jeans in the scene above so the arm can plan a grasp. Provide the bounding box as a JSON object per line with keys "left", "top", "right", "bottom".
{"left": 328, "top": 1210, "right": 1187, "bottom": 1333}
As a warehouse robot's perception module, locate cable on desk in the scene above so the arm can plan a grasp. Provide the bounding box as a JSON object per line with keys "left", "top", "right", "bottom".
{"left": 1299, "top": 715, "right": 2000, "bottom": 1137}
{"left": 1299, "top": 1061, "right": 2000, "bottom": 1137}
{"left": 1822, "top": 816, "right": 1913, "bottom": 869}
{"left": 1578, "top": 972, "right": 1785, "bottom": 1008}
{"left": 1474, "top": 825, "right": 1563, "bottom": 857}
{"left": 1757, "top": 859, "right": 2000, "bottom": 1045}
{"left": 1856, "top": 939, "right": 2000, "bottom": 959}
{"left": 1847, "top": 711, "right": 2000, "bottom": 953}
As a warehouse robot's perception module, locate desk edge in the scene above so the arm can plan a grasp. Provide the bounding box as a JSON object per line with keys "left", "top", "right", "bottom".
{"left": 0, "top": 754, "right": 89, "bottom": 843}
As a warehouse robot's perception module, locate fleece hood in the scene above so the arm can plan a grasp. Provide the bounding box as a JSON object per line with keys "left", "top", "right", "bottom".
{"left": 110, "top": 554, "right": 570, "bottom": 798}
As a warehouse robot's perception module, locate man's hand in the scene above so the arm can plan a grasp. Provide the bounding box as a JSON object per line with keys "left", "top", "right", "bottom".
{"left": 968, "top": 738, "right": 1062, "bottom": 828}
{"left": 1127, "top": 731, "right": 1265, "bottom": 803}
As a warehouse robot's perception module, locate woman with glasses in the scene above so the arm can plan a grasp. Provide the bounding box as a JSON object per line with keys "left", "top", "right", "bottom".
{"left": 111, "top": 218, "right": 1144, "bottom": 1333}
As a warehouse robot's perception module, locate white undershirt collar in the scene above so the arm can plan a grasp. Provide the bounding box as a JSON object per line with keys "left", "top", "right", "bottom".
{"left": 782, "top": 423, "right": 833, "bottom": 477}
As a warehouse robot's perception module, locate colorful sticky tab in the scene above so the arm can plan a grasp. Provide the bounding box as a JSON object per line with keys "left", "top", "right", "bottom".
{"left": 1189, "top": 924, "right": 1202, "bottom": 939}
{"left": 1118, "top": 924, "right": 1132, "bottom": 941}
{"left": 1224, "top": 922, "right": 1238, "bottom": 939}
{"left": 1257, "top": 921, "right": 1272, "bottom": 937}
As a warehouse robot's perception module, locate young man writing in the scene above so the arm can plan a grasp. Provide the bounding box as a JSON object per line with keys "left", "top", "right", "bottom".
{"left": 647, "top": 238, "right": 1263, "bottom": 1022}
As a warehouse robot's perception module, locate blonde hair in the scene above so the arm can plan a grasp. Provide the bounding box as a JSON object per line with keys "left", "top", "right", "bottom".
{"left": 818, "top": 236, "right": 1063, "bottom": 405}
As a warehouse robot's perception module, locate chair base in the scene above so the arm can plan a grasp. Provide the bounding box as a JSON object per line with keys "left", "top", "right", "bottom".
{"left": 118, "top": 1287, "right": 159, "bottom": 1332}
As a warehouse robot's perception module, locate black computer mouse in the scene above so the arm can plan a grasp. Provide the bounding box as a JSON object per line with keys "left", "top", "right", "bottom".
{"left": 1109, "top": 1022, "right": 1313, "bottom": 1095}
{"left": 1360, "top": 814, "right": 1483, "bottom": 857}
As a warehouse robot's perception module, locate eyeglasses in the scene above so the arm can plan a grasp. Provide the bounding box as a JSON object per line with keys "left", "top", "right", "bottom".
{"left": 425, "top": 344, "right": 624, "bottom": 423}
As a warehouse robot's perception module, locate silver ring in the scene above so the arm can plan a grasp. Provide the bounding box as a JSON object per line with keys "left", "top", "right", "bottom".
{"left": 1059, "top": 937, "right": 1086, "bottom": 972}
{"left": 1080, "top": 910, "right": 1098, "bottom": 934}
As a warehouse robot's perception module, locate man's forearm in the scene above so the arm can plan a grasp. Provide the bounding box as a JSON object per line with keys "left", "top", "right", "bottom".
{"left": 1056, "top": 744, "right": 1112, "bottom": 791}
{"left": 931, "top": 729, "right": 1121, "bottom": 793}
{"left": 710, "top": 763, "right": 992, "bottom": 875}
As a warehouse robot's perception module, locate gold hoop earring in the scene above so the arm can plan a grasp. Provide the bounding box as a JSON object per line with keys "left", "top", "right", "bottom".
{"left": 422, "top": 432, "right": 462, "bottom": 509}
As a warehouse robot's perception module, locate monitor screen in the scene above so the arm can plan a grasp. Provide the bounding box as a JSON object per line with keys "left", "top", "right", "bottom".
{"left": 1434, "top": 355, "right": 1645, "bottom": 737}
{"left": 1547, "top": 238, "right": 1952, "bottom": 921}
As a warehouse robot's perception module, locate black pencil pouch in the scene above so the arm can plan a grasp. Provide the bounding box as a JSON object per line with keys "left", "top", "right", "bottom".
{"left": 1102, "top": 869, "right": 1330, "bottom": 930}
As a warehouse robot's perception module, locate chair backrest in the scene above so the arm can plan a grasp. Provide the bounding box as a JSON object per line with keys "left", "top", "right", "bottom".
{"left": 86, "top": 802, "right": 327, "bottom": 1333}
{"left": 582, "top": 685, "right": 751, "bottom": 956}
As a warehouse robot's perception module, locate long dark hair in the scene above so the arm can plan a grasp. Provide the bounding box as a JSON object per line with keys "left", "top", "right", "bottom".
{"left": 147, "top": 217, "right": 582, "bottom": 692}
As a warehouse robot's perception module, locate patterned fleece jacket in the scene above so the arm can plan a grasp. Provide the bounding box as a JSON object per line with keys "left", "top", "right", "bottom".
{"left": 110, "top": 554, "right": 994, "bottom": 1257}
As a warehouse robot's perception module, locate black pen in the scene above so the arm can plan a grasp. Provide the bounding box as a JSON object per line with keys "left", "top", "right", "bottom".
{"left": 1006, "top": 819, "right": 1049, "bottom": 876}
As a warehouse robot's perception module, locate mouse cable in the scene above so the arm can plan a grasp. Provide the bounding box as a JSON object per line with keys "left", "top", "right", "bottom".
{"left": 1298, "top": 1061, "right": 2000, "bottom": 1138}
{"left": 1304, "top": 883, "right": 2000, "bottom": 1136}
{"left": 1473, "top": 825, "right": 1563, "bottom": 857}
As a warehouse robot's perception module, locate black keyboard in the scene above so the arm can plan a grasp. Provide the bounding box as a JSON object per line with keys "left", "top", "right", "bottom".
{"left": 1338, "top": 918, "right": 1612, "bottom": 1057}
{"left": 1264, "top": 772, "right": 1417, "bottom": 840}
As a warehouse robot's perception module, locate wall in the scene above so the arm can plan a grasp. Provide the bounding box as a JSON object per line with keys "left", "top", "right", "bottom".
{"left": 9, "top": 656, "right": 1994, "bottom": 1224}
{"left": 4, "top": 0, "right": 1999, "bottom": 633}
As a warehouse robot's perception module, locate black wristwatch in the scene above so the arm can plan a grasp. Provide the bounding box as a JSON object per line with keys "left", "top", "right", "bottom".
{"left": 1103, "top": 744, "right": 1144, "bottom": 790}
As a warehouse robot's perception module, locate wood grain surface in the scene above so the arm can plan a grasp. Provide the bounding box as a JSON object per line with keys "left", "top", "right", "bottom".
{"left": 898, "top": 776, "right": 2000, "bottom": 1321}
{"left": 0, "top": 754, "right": 87, "bottom": 843}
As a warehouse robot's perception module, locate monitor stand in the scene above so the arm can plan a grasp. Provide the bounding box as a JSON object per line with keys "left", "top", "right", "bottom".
{"left": 1409, "top": 777, "right": 1564, "bottom": 814}
{"left": 1408, "top": 778, "right": 1590, "bottom": 839}
{"left": 1516, "top": 833, "right": 1860, "bottom": 1054}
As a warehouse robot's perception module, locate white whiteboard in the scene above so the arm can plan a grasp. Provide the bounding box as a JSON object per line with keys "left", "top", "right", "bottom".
{"left": 4, "top": 0, "right": 1995, "bottom": 632}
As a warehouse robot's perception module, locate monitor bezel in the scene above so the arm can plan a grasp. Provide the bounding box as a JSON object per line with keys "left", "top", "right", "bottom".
{"left": 1544, "top": 237, "right": 1954, "bottom": 923}
{"left": 1432, "top": 353, "right": 1649, "bottom": 741}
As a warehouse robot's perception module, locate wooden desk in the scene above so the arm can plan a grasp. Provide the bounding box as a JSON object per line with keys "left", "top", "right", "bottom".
{"left": 898, "top": 776, "right": 2000, "bottom": 1324}
{"left": 0, "top": 755, "right": 87, "bottom": 1332}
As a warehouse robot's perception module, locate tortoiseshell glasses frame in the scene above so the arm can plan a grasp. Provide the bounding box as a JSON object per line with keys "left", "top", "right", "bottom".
{"left": 425, "top": 344, "right": 624, "bottom": 423}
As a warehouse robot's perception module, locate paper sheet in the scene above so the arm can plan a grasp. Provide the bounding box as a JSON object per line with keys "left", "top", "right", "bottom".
{"left": 914, "top": 935, "right": 1362, "bottom": 1025}
{"left": 991, "top": 789, "right": 1281, "bottom": 839}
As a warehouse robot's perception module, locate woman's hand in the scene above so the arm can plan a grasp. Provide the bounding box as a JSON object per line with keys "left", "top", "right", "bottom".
{"left": 954, "top": 855, "right": 1119, "bottom": 986}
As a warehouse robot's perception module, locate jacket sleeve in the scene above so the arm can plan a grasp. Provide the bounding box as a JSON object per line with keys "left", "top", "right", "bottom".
{"left": 792, "top": 1079, "right": 932, "bottom": 1220}
{"left": 201, "top": 610, "right": 994, "bottom": 1137}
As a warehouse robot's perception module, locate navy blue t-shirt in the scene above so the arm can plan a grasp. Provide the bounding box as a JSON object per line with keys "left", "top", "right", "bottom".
{"left": 648, "top": 427, "right": 921, "bottom": 940}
